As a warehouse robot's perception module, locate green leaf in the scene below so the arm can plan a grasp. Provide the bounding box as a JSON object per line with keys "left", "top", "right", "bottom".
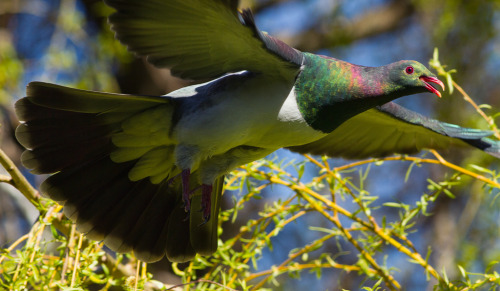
{"left": 446, "top": 73, "right": 454, "bottom": 95}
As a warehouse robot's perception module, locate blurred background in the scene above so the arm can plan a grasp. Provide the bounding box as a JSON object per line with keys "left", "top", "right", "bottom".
{"left": 0, "top": 0, "right": 499, "bottom": 290}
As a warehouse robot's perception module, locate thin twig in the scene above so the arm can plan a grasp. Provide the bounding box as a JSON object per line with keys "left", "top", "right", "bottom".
{"left": 166, "top": 279, "right": 238, "bottom": 291}
{"left": 0, "top": 148, "right": 40, "bottom": 205}
{"left": 0, "top": 234, "right": 29, "bottom": 266}
{"left": 0, "top": 174, "right": 14, "bottom": 185}
{"left": 70, "top": 233, "right": 84, "bottom": 287}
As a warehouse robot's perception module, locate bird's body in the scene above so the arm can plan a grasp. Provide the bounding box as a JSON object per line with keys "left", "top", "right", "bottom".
{"left": 15, "top": 0, "right": 500, "bottom": 262}
{"left": 170, "top": 71, "right": 308, "bottom": 179}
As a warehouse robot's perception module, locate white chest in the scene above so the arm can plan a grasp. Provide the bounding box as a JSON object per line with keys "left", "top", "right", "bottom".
{"left": 172, "top": 75, "right": 326, "bottom": 156}
{"left": 257, "top": 87, "right": 328, "bottom": 147}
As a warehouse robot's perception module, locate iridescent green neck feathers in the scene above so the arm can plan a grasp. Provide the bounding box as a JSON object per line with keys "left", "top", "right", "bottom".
{"left": 295, "top": 53, "right": 430, "bottom": 133}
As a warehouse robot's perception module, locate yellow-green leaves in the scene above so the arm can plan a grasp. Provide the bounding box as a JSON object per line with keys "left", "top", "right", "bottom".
{"left": 429, "top": 48, "right": 456, "bottom": 95}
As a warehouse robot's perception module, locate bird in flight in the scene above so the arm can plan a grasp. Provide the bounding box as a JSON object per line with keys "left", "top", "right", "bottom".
{"left": 14, "top": 0, "right": 499, "bottom": 262}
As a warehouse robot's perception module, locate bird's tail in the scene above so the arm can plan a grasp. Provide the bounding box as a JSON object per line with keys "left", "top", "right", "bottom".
{"left": 15, "top": 82, "right": 221, "bottom": 262}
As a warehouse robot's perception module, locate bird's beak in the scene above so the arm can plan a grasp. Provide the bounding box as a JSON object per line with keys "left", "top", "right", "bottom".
{"left": 419, "top": 76, "right": 445, "bottom": 98}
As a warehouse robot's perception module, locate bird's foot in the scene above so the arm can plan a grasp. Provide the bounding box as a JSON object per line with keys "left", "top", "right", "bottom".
{"left": 178, "top": 169, "right": 211, "bottom": 223}
{"left": 181, "top": 169, "right": 191, "bottom": 212}
{"left": 200, "top": 184, "right": 212, "bottom": 223}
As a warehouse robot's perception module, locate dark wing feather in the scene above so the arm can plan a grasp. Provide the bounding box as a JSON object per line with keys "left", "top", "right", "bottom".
{"left": 15, "top": 82, "right": 224, "bottom": 262}
{"left": 104, "top": 0, "right": 303, "bottom": 80}
{"left": 15, "top": 82, "right": 165, "bottom": 174}
{"left": 287, "top": 102, "right": 500, "bottom": 159}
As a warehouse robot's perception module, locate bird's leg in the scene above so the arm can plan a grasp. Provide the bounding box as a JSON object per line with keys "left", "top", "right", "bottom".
{"left": 200, "top": 184, "right": 212, "bottom": 223}
{"left": 181, "top": 168, "right": 191, "bottom": 212}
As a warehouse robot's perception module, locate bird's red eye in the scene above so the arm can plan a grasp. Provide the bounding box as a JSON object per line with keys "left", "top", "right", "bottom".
{"left": 405, "top": 66, "right": 414, "bottom": 74}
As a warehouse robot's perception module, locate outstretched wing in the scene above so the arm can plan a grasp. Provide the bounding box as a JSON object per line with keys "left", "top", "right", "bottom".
{"left": 16, "top": 82, "right": 224, "bottom": 262}
{"left": 287, "top": 102, "right": 500, "bottom": 159}
{"left": 104, "top": 0, "right": 303, "bottom": 80}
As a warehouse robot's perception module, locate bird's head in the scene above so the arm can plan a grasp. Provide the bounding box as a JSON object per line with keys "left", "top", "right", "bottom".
{"left": 389, "top": 60, "right": 445, "bottom": 97}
